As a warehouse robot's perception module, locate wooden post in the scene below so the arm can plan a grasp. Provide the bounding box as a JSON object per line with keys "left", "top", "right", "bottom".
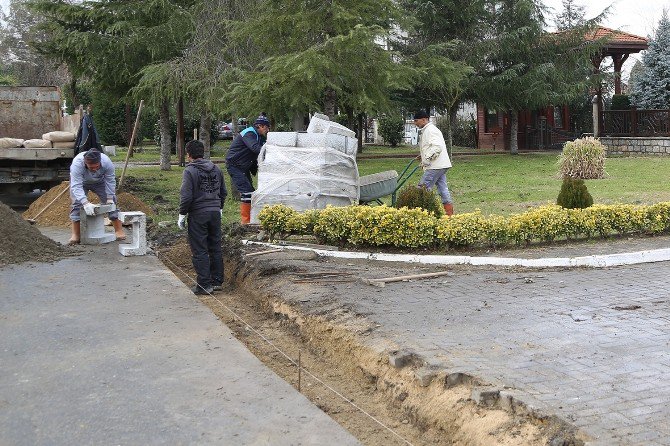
{"left": 177, "top": 97, "right": 185, "bottom": 167}
{"left": 631, "top": 106, "right": 637, "bottom": 137}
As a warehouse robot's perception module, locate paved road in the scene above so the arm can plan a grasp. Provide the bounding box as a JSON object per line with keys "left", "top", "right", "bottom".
{"left": 0, "top": 230, "right": 359, "bottom": 446}
{"left": 261, "top": 244, "right": 670, "bottom": 445}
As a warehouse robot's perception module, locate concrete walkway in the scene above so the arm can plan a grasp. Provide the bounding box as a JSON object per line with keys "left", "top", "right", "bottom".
{"left": 0, "top": 229, "right": 359, "bottom": 446}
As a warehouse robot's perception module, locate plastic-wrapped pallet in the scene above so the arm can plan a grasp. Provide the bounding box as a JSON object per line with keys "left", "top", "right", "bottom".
{"left": 250, "top": 144, "right": 359, "bottom": 224}
{"left": 266, "top": 130, "right": 358, "bottom": 157}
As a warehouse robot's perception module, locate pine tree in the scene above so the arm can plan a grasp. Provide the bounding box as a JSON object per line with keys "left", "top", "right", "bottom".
{"left": 630, "top": 11, "right": 670, "bottom": 108}
{"left": 472, "top": 0, "right": 601, "bottom": 153}
{"left": 223, "top": 0, "right": 402, "bottom": 124}
{"left": 554, "top": 0, "right": 586, "bottom": 31}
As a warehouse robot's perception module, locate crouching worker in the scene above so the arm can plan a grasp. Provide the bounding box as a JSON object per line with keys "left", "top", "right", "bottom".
{"left": 225, "top": 114, "right": 270, "bottom": 224}
{"left": 178, "top": 140, "right": 226, "bottom": 295}
{"left": 413, "top": 110, "right": 454, "bottom": 216}
{"left": 68, "top": 148, "right": 125, "bottom": 244}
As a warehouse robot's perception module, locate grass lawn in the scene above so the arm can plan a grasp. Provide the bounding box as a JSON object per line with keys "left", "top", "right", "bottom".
{"left": 118, "top": 152, "right": 670, "bottom": 226}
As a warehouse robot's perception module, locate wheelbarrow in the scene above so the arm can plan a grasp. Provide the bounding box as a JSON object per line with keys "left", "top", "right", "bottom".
{"left": 359, "top": 156, "right": 421, "bottom": 206}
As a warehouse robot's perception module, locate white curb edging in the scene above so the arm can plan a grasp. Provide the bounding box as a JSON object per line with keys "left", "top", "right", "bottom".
{"left": 242, "top": 240, "right": 670, "bottom": 268}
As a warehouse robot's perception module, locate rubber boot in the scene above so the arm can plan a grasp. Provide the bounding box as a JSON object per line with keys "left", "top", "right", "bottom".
{"left": 69, "top": 221, "right": 81, "bottom": 245}
{"left": 240, "top": 202, "right": 251, "bottom": 225}
{"left": 443, "top": 203, "right": 454, "bottom": 216}
{"left": 112, "top": 219, "right": 127, "bottom": 240}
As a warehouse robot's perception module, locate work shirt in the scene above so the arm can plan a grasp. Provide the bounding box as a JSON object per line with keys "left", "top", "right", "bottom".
{"left": 179, "top": 158, "right": 227, "bottom": 215}
{"left": 418, "top": 122, "right": 452, "bottom": 170}
{"left": 69, "top": 151, "right": 116, "bottom": 204}
{"left": 225, "top": 126, "right": 266, "bottom": 172}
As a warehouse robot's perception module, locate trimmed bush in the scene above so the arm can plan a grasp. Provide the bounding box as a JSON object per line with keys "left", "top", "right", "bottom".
{"left": 378, "top": 114, "right": 405, "bottom": 147}
{"left": 558, "top": 137, "right": 606, "bottom": 179}
{"left": 610, "top": 94, "right": 631, "bottom": 110}
{"left": 258, "top": 202, "right": 670, "bottom": 250}
{"left": 557, "top": 177, "right": 594, "bottom": 209}
{"left": 395, "top": 185, "right": 444, "bottom": 217}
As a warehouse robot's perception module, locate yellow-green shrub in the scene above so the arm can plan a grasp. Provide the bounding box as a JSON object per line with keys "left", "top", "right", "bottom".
{"left": 313, "top": 206, "right": 358, "bottom": 245}
{"left": 436, "top": 211, "right": 490, "bottom": 247}
{"left": 258, "top": 204, "right": 296, "bottom": 238}
{"left": 646, "top": 202, "right": 670, "bottom": 233}
{"left": 285, "top": 209, "right": 321, "bottom": 235}
{"left": 348, "top": 206, "right": 437, "bottom": 247}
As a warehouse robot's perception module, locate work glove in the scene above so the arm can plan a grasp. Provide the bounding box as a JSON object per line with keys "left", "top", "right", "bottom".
{"left": 177, "top": 214, "right": 187, "bottom": 230}
{"left": 83, "top": 202, "right": 96, "bottom": 216}
{"left": 220, "top": 209, "right": 223, "bottom": 217}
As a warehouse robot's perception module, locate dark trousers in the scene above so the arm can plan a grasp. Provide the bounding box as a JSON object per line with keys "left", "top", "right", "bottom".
{"left": 226, "top": 164, "right": 254, "bottom": 203}
{"left": 187, "top": 211, "right": 223, "bottom": 288}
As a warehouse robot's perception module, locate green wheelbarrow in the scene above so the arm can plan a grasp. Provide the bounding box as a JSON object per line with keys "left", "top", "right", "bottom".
{"left": 359, "top": 156, "right": 421, "bottom": 206}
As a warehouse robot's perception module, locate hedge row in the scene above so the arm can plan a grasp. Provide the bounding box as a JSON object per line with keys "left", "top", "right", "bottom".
{"left": 258, "top": 203, "right": 670, "bottom": 250}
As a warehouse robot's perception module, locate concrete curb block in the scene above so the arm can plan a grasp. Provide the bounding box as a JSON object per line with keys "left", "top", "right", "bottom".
{"left": 242, "top": 240, "right": 670, "bottom": 269}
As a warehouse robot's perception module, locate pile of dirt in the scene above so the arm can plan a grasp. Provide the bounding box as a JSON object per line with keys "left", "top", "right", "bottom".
{"left": 0, "top": 200, "right": 69, "bottom": 267}
{"left": 23, "top": 181, "right": 155, "bottom": 227}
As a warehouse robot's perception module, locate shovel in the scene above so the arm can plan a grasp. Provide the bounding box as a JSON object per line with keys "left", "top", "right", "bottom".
{"left": 26, "top": 183, "right": 70, "bottom": 224}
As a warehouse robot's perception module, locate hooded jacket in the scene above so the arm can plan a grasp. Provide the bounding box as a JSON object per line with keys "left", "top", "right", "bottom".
{"left": 179, "top": 158, "right": 227, "bottom": 215}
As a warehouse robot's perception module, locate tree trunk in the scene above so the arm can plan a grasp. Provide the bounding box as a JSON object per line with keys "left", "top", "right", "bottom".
{"left": 446, "top": 104, "right": 458, "bottom": 159}
{"left": 177, "top": 97, "right": 185, "bottom": 166}
{"left": 159, "top": 98, "right": 172, "bottom": 171}
{"left": 323, "top": 88, "right": 337, "bottom": 118}
{"left": 357, "top": 113, "right": 364, "bottom": 153}
{"left": 510, "top": 110, "right": 519, "bottom": 155}
{"left": 292, "top": 112, "right": 304, "bottom": 131}
{"left": 200, "top": 112, "right": 212, "bottom": 159}
{"left": 69, "top": 77, "right": 79, "bottom": 112}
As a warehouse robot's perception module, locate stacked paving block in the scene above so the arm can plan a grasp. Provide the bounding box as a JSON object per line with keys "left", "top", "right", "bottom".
{"left": 250, "top": 114, "right": 360, "bottom": 224}
{"left": 117, "top": 211, "right": 147, "bottom": 256}
{"left": 80, "top": 204, "right": 117, "bottom": 244}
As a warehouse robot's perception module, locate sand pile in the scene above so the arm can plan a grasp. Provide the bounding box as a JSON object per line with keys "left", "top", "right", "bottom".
{"left": 0, "top": 200, "right": 69, "bottom": 267}
{"left": 23, "top": 181, "right": 155, "bottom": 227}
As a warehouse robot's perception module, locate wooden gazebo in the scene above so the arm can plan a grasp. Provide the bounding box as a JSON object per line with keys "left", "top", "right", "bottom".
{"left": 588, "top": 27, "right": 649, "bottom": 95}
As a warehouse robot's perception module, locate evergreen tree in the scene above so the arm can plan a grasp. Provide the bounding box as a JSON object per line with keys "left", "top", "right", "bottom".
{"left": 472, "top": 0, "right": 601, "bottom": 154}
{"left": 554, "top": 0, "right": 586, "bottom": 31}
{"left": 224, "top": 0, "right": 403, "bottom": 125}
{"left": 627, "top": 59, "right": 644, "bottom": 101}
{"left": 630, "top": 11, "right": 670, "bottom": 109}
{"left": 396, "top": 0, "right": 485, "bottom": 151}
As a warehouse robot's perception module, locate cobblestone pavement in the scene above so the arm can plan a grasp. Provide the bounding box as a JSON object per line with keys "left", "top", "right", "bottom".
{"left": 289, "top": 256, "right": 670, "bottom": 445}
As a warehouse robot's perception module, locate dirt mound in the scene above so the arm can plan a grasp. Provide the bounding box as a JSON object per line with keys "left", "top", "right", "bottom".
{"left": 0, "top": 200, "right": 69, "bottom": 267}
{"left": 23, "top": 181, "right": 155, "bottom": 227}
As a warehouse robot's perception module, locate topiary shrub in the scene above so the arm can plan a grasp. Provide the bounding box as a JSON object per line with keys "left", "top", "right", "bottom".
{"left": 378, "top": 114, "right": 405, "bottom": 147}
{"left": 557, "top": 177, "right": 594, "bottom": 209}
{"left": 395, "top": 186, "right": 444, "bottom": 217}
{"left": 558, "top": 137, "right": 606, "bottom": 179}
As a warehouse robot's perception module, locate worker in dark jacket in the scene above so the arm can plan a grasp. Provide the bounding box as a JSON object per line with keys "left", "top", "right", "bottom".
{"left": 178, "top": 140, "right": 227, "bottom": 295}
{"left": 225, "top": 114, "right": 270, "bottom": 224}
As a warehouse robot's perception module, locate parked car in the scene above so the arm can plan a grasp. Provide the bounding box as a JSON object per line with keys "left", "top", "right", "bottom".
{"left": 216, "top": 122, "right": 234, "bottom": 139}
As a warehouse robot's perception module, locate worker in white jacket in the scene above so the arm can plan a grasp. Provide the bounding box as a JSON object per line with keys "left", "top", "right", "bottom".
{"left": 413, "top": 110, "right": 454, "bottom": 215}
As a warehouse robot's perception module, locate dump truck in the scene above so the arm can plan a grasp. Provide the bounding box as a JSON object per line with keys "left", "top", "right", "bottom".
{"left": 0, "top": 86, "right": 79, "bottom": 193}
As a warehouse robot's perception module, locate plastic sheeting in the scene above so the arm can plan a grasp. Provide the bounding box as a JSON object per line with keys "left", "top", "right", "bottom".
{"left": 250, "top": 144, "right": 360, "bottom": 224}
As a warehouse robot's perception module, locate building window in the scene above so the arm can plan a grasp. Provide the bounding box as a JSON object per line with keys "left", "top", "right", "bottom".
{"left": 485, "top": 108, "right": 500, "bottom": 133}
{"left": 553, "top": 106, "right": 564, "bottom": 129}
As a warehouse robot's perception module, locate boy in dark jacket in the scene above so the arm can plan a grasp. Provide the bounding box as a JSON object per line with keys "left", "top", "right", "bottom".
{"left": 225, "top": 114, "right": 270, "bottom": 224}
{"left": 178, "top": 140, "right": 227, "bottom": 295}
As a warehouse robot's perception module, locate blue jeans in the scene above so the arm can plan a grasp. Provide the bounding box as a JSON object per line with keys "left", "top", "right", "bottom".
{"left": 187, "top": 210, "right": 223, "bottom": 288}
{"left": 419, "top": 168, "right": 452, "bottom": 204}
{"left": 226, "top": 164, "right": 254, "bottom": 203}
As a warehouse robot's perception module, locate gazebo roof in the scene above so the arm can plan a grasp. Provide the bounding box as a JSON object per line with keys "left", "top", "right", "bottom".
{"left": 586, "top": 26, "right": 649, "bottom": 53}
